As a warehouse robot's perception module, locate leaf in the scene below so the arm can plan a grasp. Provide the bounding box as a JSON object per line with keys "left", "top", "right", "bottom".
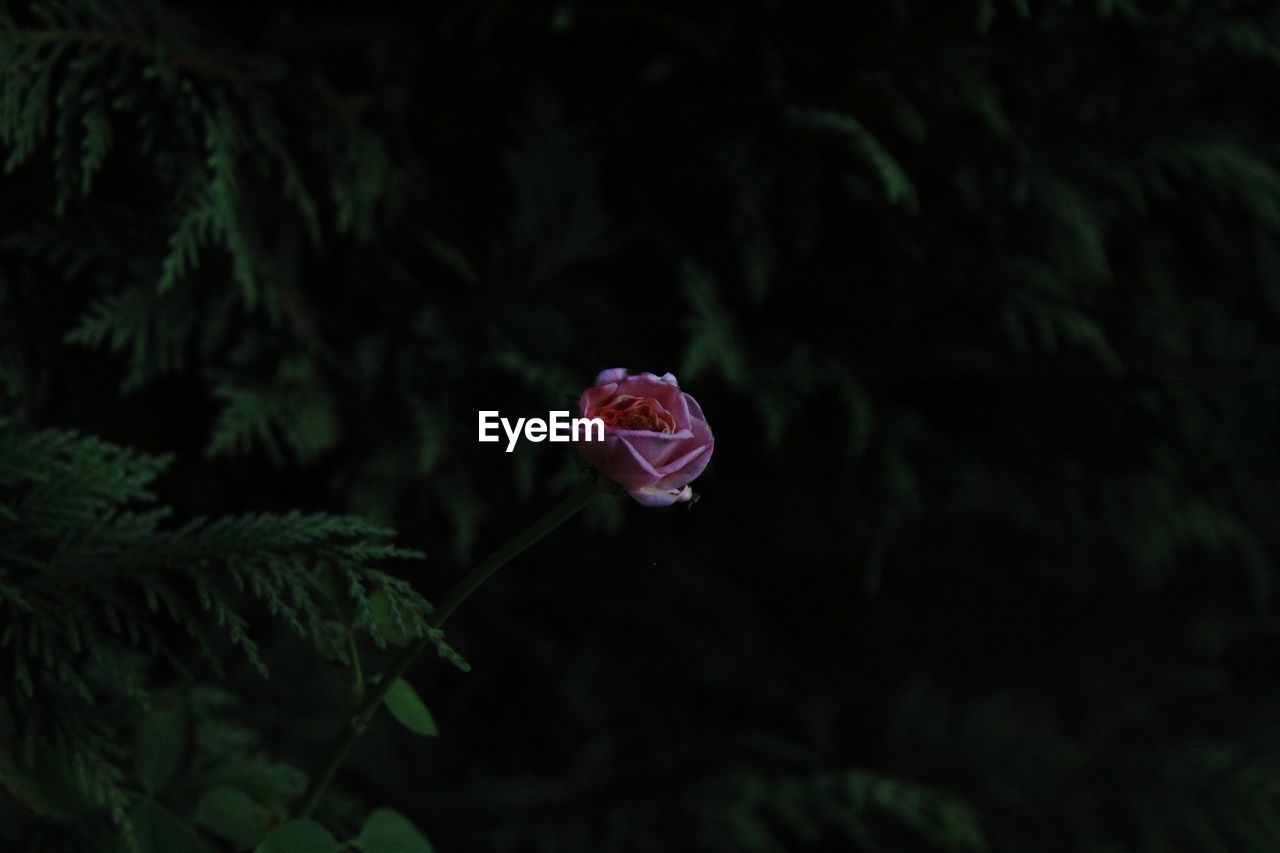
{"left": 311, "top": 619, "right": 350, "bottom": 664}
{"left": 369, "top": 589, "right": 414, "bottom": 647}
{"left": 195, "top": 786, "right": 274, "bottom": 849}
{"left": 418, "top": 228, "right": 477, "bottom": 285}
{"left": 680, "top": 264, "right": 748, "bottom": 388}
{"left": 383, "top": 678, "right": 438, "bottom": 736}
{"left": 786, "top": 107, "right": 918, "bottom": 211}
{"left": 80, "top": 106, "right": 111, "bottom": 195}
{"left": 134, "top": 694, "right": 191, "bottom": 794}
{"left": 133, "top": 799, "right": 219, "bottom": 853}
{"left": 0, "top": 751, "right": 97, "bottom": 821}
{"left": 205, "top": 357, "right": 340, "bottom": 467}
{"left": 356, "top": 808, "right": 436, "bottom": 853}
{"left": 254, "top": 819, "right": 339, "bottom": 853}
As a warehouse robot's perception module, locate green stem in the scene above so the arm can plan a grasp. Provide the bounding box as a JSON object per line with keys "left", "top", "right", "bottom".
{"left": 293, "top": 477, "right": 602, "bottom": 819}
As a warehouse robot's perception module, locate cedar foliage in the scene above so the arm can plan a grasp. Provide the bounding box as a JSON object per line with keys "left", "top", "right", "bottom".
{"left": 4, "top": 0, "right": 1280, "bottom": 851}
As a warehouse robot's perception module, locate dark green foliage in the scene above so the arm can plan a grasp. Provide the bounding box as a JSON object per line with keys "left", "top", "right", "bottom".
{"left": 481, "top": 767, "right": 988, "bottom": 853}
{"left": 4, "top": 0, "right": 1280, "bottom": 851}
{"left": 0, "top": 416, "right": 460, "bottom": 847}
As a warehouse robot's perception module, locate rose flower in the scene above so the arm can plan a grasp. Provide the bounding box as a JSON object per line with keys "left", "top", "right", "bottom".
{"left": 575, "top": 368, "right": 713, "bottom": 506}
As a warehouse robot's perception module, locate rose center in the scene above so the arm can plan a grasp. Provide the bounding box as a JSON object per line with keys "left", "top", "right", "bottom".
{"left": 596, "top": 395, "right": 677, "bottom": 433}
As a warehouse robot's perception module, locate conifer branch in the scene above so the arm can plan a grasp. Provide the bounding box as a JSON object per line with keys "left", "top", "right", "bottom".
{"left": 5, "top": 28, "right": 277, "bottom": 82}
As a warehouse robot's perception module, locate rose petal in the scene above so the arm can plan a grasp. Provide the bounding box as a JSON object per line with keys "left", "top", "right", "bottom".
{"left": 683, "top": 392, "right": 706, "bottom": 424}
{"left": 594, "top": 368, "right": 629, "bottom": 386}
{"left": 616, "top": 435, "right": 661, "bottom": 479}
{"left": 655, "top": 442, "right": 710, "bottom": 478}
{"left": 628, "top": 484, "right": 694, "bottom": 506}
{"left": 616, "top": 375, "right": 684, "bottom": 411}
{"left": 612, "top": 428, "right": 697, "bottom": 469}
{"left": 667, "top": 388, "right": 693, "bottom": 427}
{"left": 580, "top": 383, "right": 620, "bottom": 417}
{"left": 655, "top": 417, "right": 713, "bottom": 489}
{"left": 576, "top": 434, "right": 663, "bottom": 491}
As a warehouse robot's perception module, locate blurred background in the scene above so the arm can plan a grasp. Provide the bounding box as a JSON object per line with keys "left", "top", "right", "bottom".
{"left": 4, "top": 1, "right": 1280, "bottom": 850}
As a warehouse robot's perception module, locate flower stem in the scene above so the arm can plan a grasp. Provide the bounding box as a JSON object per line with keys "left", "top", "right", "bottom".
{"left": 293, "top": 477, "right": 602, "bottom": 819}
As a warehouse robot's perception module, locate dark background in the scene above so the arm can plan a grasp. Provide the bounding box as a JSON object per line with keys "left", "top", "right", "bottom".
{"left": 4, "top": 1, "right": 1280, "bottom": 851}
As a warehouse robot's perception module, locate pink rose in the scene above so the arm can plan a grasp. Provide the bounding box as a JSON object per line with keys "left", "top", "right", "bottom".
{"left": 575, "top": 368, "right": 714, "bottom": 506}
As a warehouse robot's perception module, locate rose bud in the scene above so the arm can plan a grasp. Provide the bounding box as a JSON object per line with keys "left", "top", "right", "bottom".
{"left": 575, "top": 368, "right": 714, "bottom": 506}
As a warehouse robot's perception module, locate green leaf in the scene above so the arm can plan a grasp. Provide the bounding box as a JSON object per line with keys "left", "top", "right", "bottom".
{"left": 368, "top": 589, "right": 415, "bottom": 647}
{"left": 786, "top": 107, "right": 918, "bottom": 211}
{"left": 382, "top": 678, "right": 438, "bottom": 736}
{"left": 356, "top": 808, "right": 436, "bottom": 853}
{"left": 311, "top": 619, "right": 350, "bottom": 664}
{"left": 134, "top": 694, "right": 191, "bottom": 794}
{"left": 0, "top": 751, "right": 97, "bottom": 821}
{"left": 254, "top": 819, "right": 339, "bottom": 853}
{"left": 133, "top": 799, "right": 219, "bottom": 853}
{"left": 194, "top": 786, "right": 274, "bottom": 849}
{"left": 418, "top": 228, "right": 477, "bottom": 285}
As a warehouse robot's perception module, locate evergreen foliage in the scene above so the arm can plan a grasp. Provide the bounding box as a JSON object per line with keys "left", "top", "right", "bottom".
{"left": 0, "top": 415, "right": 461, "bottom": 848}
{"left": 3, "top": 0, "right": 1280, "bottom": 850}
